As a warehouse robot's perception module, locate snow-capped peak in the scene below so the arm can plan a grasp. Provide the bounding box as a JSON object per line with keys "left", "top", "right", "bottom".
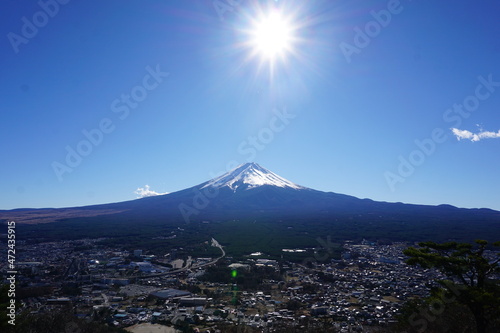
{"left": 201, "top": 162, "right": 307, "bottom": 192}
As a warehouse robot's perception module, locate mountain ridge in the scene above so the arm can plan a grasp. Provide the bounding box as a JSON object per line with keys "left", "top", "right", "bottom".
{"left": 0, "top": 163, "right": 499, "bottom": 227}
{"left": 201, "top": 162, "right": 308, "bottom": 192}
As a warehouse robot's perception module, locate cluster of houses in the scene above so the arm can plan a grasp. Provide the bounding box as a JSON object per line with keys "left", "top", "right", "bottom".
{"left": 1, "top": 237, "right": 480, "bottom": 332}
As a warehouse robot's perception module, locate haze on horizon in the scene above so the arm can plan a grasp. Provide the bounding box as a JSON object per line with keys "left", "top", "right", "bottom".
{"left": 1, "top": 0, "right": 500, "bottom": 211}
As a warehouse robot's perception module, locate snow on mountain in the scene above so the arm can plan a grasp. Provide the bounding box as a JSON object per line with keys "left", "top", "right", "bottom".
{"left": 201, "top": 162, "right": 307, "bottom": 192}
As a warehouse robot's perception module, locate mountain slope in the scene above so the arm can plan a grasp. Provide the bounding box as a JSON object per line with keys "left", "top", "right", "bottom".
{"left": 201, "top": 162, "right": 307, "bottom": 191}
{"left": 0, "top": 163, "right": 499, "bottom": 234}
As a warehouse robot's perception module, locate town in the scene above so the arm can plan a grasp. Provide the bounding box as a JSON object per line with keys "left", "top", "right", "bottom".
{"left": 3, "top": 235, "right": 482, "bottom": 333}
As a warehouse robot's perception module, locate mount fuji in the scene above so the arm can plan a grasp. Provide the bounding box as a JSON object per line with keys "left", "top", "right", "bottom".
{"left": 201, "top": 162, "right": 306, "bottom": 192}
{"left": 1, "top": 162, "right": 499, "bottom": 243}
{"left": 162, "top": 162, "right": 385, "bottom": 219}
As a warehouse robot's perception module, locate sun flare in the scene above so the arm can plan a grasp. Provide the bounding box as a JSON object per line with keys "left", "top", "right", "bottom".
{"left": 249, "top": 11, "right": 295, "bottom": 61}
{"left": 235, "top": 4, "right": 307, "bottom": 79}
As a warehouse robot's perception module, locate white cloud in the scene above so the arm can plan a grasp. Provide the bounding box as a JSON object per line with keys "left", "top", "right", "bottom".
{"left": 134, "top": 185, "right": 167, "bottom": 198}
{"left": 451, "top": 128, "right": 500, "bottom": 142}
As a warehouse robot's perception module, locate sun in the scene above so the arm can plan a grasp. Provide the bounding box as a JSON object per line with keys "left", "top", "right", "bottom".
{"left": 248, "top": 10, "right": 296, "bottom": 62}
{"left": 232, "top": 4, "right": 308, "bottom": 79}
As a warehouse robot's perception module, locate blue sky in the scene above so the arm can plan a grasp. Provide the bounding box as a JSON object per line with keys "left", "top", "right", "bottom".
{"left": 1, "top": 0, "right": 499, "bottom": 210}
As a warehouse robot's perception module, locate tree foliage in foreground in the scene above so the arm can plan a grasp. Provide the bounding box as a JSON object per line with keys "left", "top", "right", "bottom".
{"left": 1, "top": 305, "right": 128, "bottom": 333}
{"left": 401, "top": 240, "right": 500, "bottom": 333}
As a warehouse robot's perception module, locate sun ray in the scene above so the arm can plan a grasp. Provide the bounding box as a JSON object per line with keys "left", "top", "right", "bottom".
{"left": 213, "top": 1, "right": 327, "bottom": 100}
{"left": 236, "top": 4, "right": 302, "bottom": 79}
{"left": 250, "top": 11, "right": 293, "bottom": 60}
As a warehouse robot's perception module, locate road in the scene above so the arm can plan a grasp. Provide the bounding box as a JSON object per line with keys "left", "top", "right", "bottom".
{"left": 126, "top": 238, "right": 225, "bottom": 280}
